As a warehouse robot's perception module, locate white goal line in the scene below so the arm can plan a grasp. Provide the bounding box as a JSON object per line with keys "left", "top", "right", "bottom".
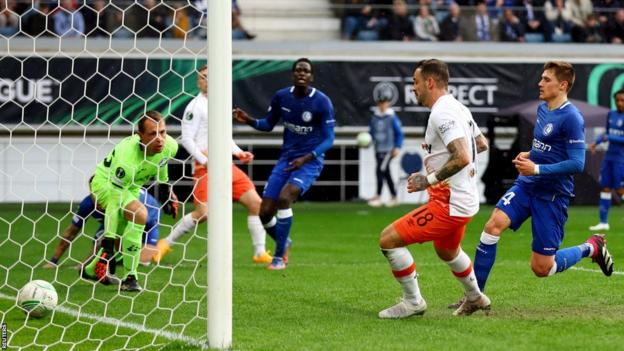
{"left": 0, "top": 292, "right": 207, "bottom": 350}
{"left": 570, "top": 266, "right": 623, "bottom": 276}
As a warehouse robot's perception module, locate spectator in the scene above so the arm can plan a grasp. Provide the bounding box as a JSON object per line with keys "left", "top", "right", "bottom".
{"left": 22, "top": 1, "right": 55, "bottom": 37}
{"left": 606, "top": 8, "right": 624, "bottom": 43}
{"left": 109, "top": 6, "right": 132, "bottom": 38}
{"left": 499, "top": 8, "right": 525, "bottom": 42}
{"left": 0, "top": 0, "right": 19, "bottom": 37}
{"left": 567, "top": 0, "right": 593, "bottom": 27}
{"left": 232, "top": 0, "right": 255, "bottom": 40}
{"left": 384, "top": 0, "right": 415, "bottom": 40}
{"left": 593, "top": 0, "right": 621, "bottom": 26}
{"left": 413, "top": 5, "right": 440, "bottom": 41}
{"left": 53, "top": 0, "right": 86, "bottom": 37}
{"left": 191, "top": 0, "right": 207, "bottom": 38}
{"left": 519, "top": 0, "right": 552, "bottom": 42}
{"left": 438, "top": 2, "right": 462, "bottom": 41}
{"left": 81, "top": 0, "right": 111, "bottom": 37}
{"left": 486, "top": 0, "right": 515, "bottom": 23}
{"left": 141, "top": 0, "right": 171, "bottom": 38}
{"left": 125, "top": 0, "right": 171, "bottom": 38}
{"left": 572, "top": 13, "right": 604, "bottom": 42}
{"left": 342, "top": 0, "right": 389, "bottom": 40}
{"left": 460, "top": 0, "right": 498, "bottom": 41}
{"left": 172, "top": 2, "right": 190, "bottom": 39}
{"left": 545, "top": 0, "right": 573, "bottom": 37}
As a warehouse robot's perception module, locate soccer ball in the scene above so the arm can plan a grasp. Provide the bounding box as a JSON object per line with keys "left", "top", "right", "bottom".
{"left": 356, "top": 132, "right": 372, "bottom": 148}
{"left": 17, "top": 280, "right": 58, "bottom": 318}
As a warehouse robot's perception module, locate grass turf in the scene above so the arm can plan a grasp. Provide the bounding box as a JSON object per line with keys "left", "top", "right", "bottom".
{"left": 0, "top": 202, "right": 623, "bottom": 350}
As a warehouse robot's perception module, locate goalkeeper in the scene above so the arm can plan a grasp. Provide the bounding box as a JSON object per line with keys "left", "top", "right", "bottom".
{"left": 89, "top": 111, "right": 179, "bottom": 292}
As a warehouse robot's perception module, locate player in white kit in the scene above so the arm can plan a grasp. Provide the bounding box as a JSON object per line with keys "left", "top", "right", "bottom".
{"left": 377, "top": 59, "right": 490, "bottom": 318}
{"left": 152, "top": 65, "right": 272, "bottom": 264}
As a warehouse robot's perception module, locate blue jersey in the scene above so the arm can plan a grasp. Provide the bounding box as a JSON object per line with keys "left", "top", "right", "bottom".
{"left": 516, "top": 101, "right": 585, "bottom": 199}
{"left": 254, "top": 86, "right": 336, "bottom": 160}
{"left": 71, "top": 189, "right": 160, "bottom": 235}
{"left": 369, "top": 107, "right": 404, "bottom": 153}
{"left": 597, "top": 110, "right": 624, "bottom": 161}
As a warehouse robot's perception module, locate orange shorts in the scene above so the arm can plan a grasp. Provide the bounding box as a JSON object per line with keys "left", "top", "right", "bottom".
{"left": 392, "top": 200, "right": 472, "bottom": 250}
{"left": 192, "top": 163, "right": 255, "bottom": 204}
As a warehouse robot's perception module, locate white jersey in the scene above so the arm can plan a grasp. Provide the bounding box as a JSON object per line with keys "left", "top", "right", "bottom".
{"left": 181, "top": 93, "right": 243, "bottom": 166}
{"left": 424, "top": 94, "right": 481, "bottom": 217}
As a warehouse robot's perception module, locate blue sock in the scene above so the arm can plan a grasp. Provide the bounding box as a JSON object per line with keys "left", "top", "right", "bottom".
{"left": 274, "top": 209, "right": 293, "bottom": 258}
{"left": 474, "top": 241, "right": 498, "bottom": 292}
{"left": 599, "top": 192, "right": 611, "bottom": 224}
{"left": 554, "top": 245, "right": 587, "bottom": 273}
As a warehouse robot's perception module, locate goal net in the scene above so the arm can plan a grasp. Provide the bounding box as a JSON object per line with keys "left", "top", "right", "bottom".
{"left": 0, "top": 1, "right": 215, "bottom": 349}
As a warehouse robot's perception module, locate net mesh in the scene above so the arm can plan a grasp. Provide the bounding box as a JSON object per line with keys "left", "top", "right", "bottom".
{"left": 0, "top": 1, "right": 211, "bottom": 349}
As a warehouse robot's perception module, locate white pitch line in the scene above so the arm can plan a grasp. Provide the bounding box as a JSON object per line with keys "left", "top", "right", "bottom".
{"left": 570, "top": 266, "right": 624, "bottom": 276}
{"left": 0, "top": 292, "right": 207, "bottom": 349}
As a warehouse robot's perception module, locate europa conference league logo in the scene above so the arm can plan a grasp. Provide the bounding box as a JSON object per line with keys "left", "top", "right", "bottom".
{"left": 587, "top": 64, "right": 624, "bottom": 110}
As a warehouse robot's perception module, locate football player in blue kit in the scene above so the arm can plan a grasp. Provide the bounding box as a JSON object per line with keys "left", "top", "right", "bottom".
{"left": 44, "top": 187, "right": 162, "bottom": 273}
{"left": 450, "top": 61, "right": 614, "bottom": 314}
{"left": 233, "top": 58, "right": 336, "bottom": 270}
{"left": 589, "top": 89, "right": 624, "bottom": 232}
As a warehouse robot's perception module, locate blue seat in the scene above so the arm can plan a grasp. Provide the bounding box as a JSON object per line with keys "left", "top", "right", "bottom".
{"left": 356, "top": 30, "right": 379, "bottom": 41}
{"left": 552, "top": 33, "right": 571, "bottom": 43}
{"left": 524, "top": 33, "right": 545, "bottom": 43}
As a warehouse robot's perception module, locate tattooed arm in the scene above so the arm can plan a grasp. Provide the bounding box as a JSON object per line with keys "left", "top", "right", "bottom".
{"left": 407, "top": 137, "right": 470, "bottom": 193}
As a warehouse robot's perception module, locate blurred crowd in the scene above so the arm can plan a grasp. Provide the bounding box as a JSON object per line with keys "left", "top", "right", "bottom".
{"left": 334, "top": 0, "right": 624, "bottom": 43}
{"left": 1, "top": 0, "right": 621, "bottom": 43}
{"left": 0, "top": 0, "right": 255, "bottom": 40}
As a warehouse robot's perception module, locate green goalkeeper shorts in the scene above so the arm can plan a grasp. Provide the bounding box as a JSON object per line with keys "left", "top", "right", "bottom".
{"left": 90, "top": 174, "right": 139, "bottom": 211}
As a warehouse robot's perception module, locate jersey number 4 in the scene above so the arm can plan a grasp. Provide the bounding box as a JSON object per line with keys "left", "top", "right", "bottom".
{"left": 501, "top": 192, "right": 515, "bottom": 206}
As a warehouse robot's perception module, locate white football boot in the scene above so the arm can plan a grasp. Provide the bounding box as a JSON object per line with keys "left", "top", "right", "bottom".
{"left": 378, "top": 297, "right": 427, "bottom": 319}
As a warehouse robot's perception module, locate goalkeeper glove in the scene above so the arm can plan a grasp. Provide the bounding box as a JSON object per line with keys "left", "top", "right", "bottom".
{"left": 157, "top": 184, "right": 179, "bottom": 219}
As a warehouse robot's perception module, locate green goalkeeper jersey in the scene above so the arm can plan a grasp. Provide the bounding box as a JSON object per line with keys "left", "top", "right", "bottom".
{"left": 95, "top": 134, "right": 179, "bottom": 193}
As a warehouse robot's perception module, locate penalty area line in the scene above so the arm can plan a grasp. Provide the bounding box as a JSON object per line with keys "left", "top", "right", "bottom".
{"left": 570, "top": 266, "right": 623, "bottom": 276}
{"left": 0, "top": 292, "right": 207, "bottom": 349}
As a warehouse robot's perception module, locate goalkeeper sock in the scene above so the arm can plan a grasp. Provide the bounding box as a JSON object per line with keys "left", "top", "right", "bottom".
{"left": 83, "top": 247, "right": 104, "bottom": 276}
{"left": 381, "top": 247, "right": 422, "bottom": 304}
{"left": 274, "top": 210, "right": 292, "bottom": 258}
{"left": 248, "top": 215, "right": 267, "bottom": 256}
{"left": 445, "top": 249, "right": 481, "bottom": 300}
{"left": 473, "top": 232, "right": 499, "bottom": 292}
{"left": 553, "top": 246, "right": 585, "bottom": 274}
{"left": 263, "top": 216, "right": 277, "bottom": 242}
{"left": 122, "top": 222, "right": 145, "bottom": 279}
{"left": 165, "top": 213, "right": 195, "bottom": 245}
{"left": 599, "top": 192, "right": 611, "bottom": 224}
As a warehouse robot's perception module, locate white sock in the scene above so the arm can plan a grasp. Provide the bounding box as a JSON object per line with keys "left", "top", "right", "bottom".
{"left": 165, "top": 213, "right": 195, "bottom": 245}
{"left": 446, "top": 249, "right": 481, "bottom": 301}
{"left": 480, "top": 232, "right": 500, "bottom": 245}
{"left": 263, "top": 216, "right": 276, "bottom": 230}
{"left": 248, "top": 215, "right": 266, "bottom": 256}
{"left": 382, "top": 247, "right": 422, "bottom": 304}
{"left": 548, "top": 262, "right": 557, "bottom": 276}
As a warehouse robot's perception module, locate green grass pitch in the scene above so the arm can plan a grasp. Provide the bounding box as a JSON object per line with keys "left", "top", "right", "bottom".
{"left": 1, "top": 202, "right": 623, "bottom": 350}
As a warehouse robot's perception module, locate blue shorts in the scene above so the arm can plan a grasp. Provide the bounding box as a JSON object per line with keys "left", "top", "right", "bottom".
{"left": 263, "top": 157, "right": 324, "bottom": 200}
{"left": 496, "top": 184, "right": 569, "bottom": 256}
{"left": 93, "top": 223, "right": 159, "bottom": 246}
{"left": 599, "top": 159, "right": 624, "bottom": 189}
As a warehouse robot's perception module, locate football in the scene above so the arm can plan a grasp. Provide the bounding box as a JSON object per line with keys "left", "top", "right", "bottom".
{"left": 17, "top": 280, "right": 58, "bottom": 318}
{"left": 356, "top": 132, "right": 372, "bottom": 148}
